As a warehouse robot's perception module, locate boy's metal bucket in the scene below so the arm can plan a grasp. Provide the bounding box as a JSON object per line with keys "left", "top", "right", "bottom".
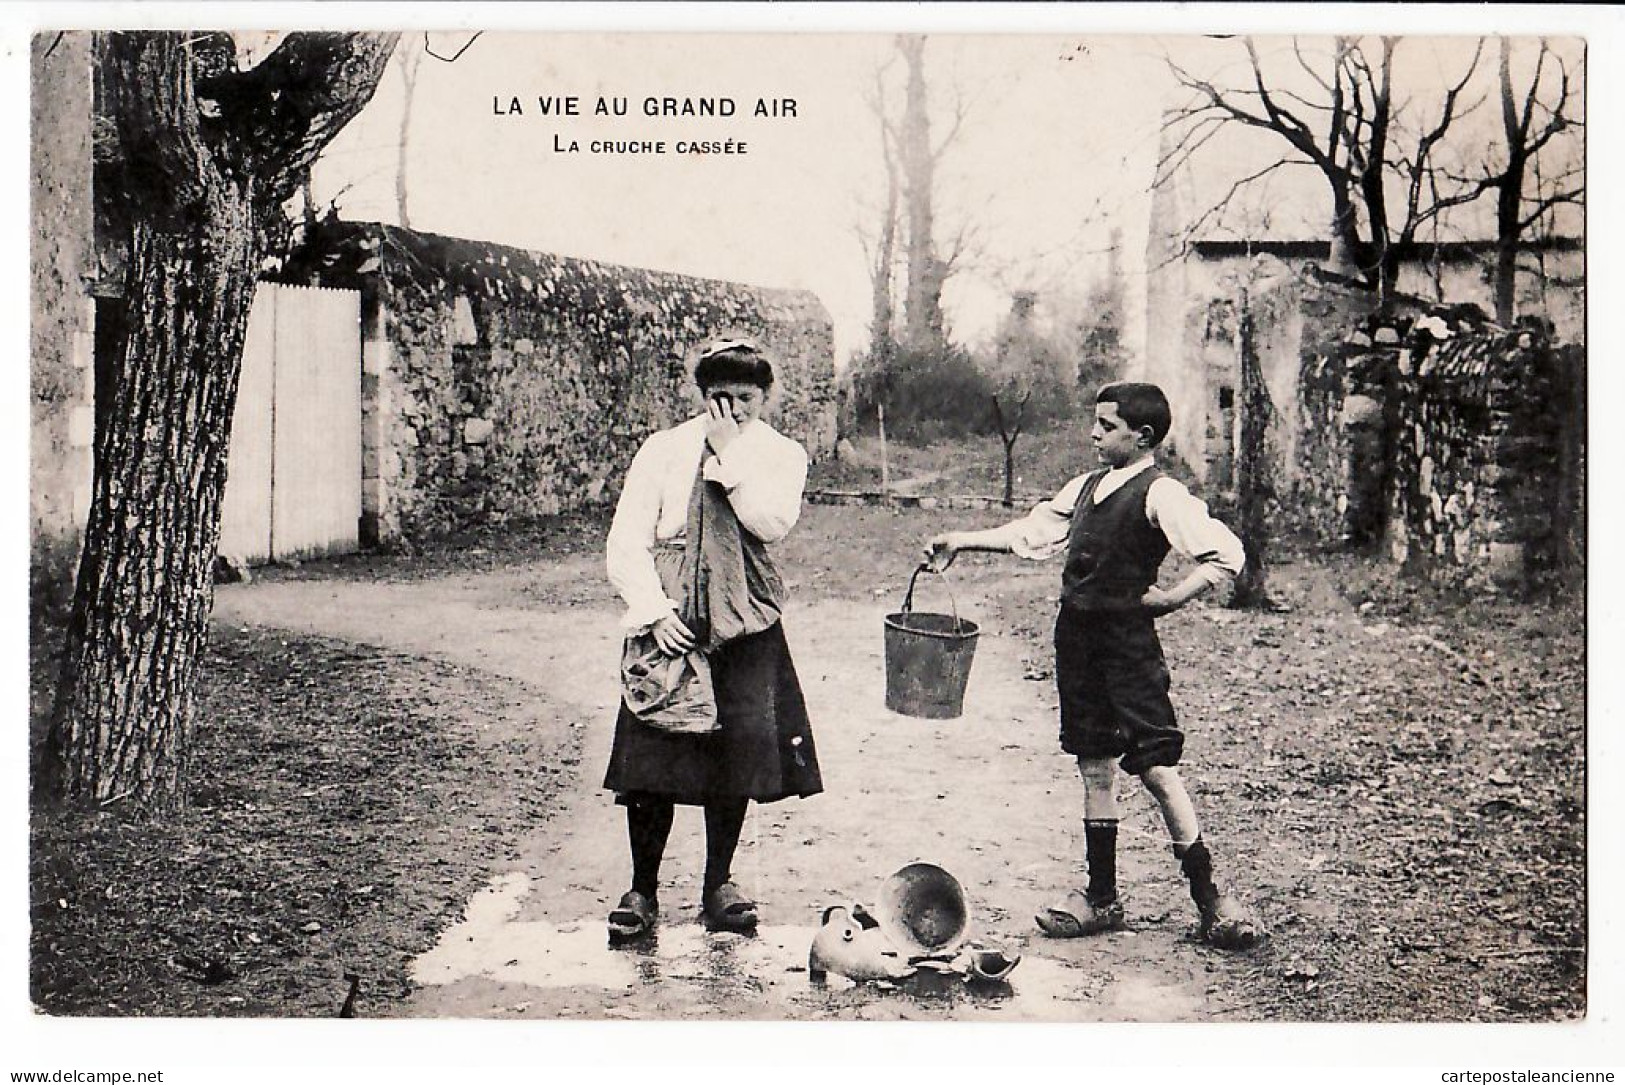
{"left": 883, "top": 565, "right": 979, "bottom": 719}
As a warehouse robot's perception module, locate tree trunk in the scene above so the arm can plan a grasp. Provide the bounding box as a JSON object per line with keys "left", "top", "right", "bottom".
{"left": 395, "top": 47, "right": 419, "bottom": 229}
{"left": 1494, "top": 38, "right": 1526, "bottom": 326}
{"left": 1229, "top": 295, "right": 1274, "bottom": 609}
{"left": 1492, "top": 219, "right": 1520, "bottom": 326}
{"left": 990, "top": 391, "right": 1027, "bottom": 509}
{"left": 42, "top": 31, "right": 397, "bottom": 811}
{"left": 897, "top": 34, "right": 943, "bottom": 353}
{"left": 1325, "top": 191, "right": 1363, "bottom": 279}
{"left": 1361, "top": 39, "right": 1398, "bottom": 308}
{"left": 44, "top": 209, "right": 259, "bottom": 809}
{"left": 1002, "top": 437, "right": 1017, "bottom": 508}
{"left": 870, "top": 132, "right": 898, "bottom": 366}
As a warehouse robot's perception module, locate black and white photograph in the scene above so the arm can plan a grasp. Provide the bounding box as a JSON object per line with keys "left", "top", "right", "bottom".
{"left": 13, "top": 2, "right": 1621, "bottom": 1078}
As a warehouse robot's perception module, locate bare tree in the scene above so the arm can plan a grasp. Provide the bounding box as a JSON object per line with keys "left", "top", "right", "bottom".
{"left": 987, "top": 291, "right": 1069, "bottom": 507}
{"left": 1437, "top": 38, "right": 1583, "bottom": 323}
{"left": 857, "top": 59, "right": 901, "bottom": 370}
{"left": 394, "top": 42, "right": 423, "bottom": 229}
{"left": 990, "top": 387, "right": 1033, "bottom": 508}
{"left": 1162, "top": 36, "right": 1485, "bottom": 304}
{"left": 895, "top": 35, "right": 969, "bottom": 352}
{"left": 43, "top": 31, "right": 397, "bottom": 811}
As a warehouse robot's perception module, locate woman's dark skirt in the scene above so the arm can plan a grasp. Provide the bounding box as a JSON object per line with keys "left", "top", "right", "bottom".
{"left": 603, "top": 620, "right": 823, "bottom": 805}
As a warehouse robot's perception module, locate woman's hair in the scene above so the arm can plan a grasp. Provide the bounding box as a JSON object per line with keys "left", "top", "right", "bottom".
{"left": 694, "top": 338, "right": 775, "bottom": 390}
{"left": 1096, "top": 381, "right": 1172, "bottom": 447}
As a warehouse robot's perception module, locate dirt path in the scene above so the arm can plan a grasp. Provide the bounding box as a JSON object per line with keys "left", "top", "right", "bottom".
{"left": 213, "top": 562, "right": 1245, "bottom": 1022}
{"left": 208, "top": 501, "right": 1585, "bottom": 1024}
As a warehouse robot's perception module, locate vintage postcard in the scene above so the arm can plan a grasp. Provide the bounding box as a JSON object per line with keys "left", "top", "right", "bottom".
{"left": 15, "top": 4, "right": 1618, "bottom": 1080}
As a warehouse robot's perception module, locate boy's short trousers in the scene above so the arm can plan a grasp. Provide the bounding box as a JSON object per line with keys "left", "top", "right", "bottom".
{"left": 1053, "top": 606, "right": 1184, "bottom": 774}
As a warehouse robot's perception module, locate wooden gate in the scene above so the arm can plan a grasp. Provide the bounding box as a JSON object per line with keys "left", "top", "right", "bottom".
{"left": 220, "top": 283, "right": 362, "bottom": 564}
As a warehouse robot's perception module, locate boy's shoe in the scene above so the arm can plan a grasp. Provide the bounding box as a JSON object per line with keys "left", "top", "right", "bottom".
{"left": 1035, "top": 890, "right": 1126, "bottom": 938}
{"left": 1195, "top": 893, "right": 1265, "bottom": 950}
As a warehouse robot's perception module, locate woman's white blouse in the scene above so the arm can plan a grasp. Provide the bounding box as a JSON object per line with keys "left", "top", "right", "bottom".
{"left": 606, "top": 415, "right": 809, "bottom": 631}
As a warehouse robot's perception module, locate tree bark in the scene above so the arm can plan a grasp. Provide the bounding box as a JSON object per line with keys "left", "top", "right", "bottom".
{"left": 45, "top": 211, "right": 258, "bottom": 807}
{"left": 43, "top": 31, "right": 396, "bottom": 811}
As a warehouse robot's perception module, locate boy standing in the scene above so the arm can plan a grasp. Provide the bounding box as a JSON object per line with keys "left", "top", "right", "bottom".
{"left": 924, "top": 382, "right": 1263, "bottom": 950}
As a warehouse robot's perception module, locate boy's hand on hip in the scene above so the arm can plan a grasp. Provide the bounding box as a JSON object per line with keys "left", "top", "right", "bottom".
{"left": 1140, "top": 586, "right": 1181, "bottom": 616}
{"left": 922, "top": 534, "right": 959, "bottom": 572}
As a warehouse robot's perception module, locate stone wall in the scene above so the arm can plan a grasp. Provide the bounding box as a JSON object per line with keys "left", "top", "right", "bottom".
{"left": 282, "top": 223, "right": 836, "bottom": 543}
{"left": 30, "top": 32, "right": 96, "bottom": 604}
{"left": 1296, "top": 305, "right": 1583, "bottom": 590}
{"left": 1389, "top": 323, "right": 1579, "bottom": 588}
{"left": 1292, "top": 291, "right": 1408, "bottom": 548}
{"left": 1142, "top": 237, "right": 1584, "bottom": 490}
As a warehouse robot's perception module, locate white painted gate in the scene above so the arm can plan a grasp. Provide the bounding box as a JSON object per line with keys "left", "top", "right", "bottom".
{"left": 220, "top": 283, "right": 362, "bottom": 563}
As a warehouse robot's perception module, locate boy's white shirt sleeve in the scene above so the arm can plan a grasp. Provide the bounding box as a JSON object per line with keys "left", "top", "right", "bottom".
{"left": 605, "top": 430, "right": 682, "bottom": 632}
{"left": 992, "top": 474, "right": 1091, "bottom": 560}
{"left": 1146, "top": 477, "right": 1247, "bottom": 587}
{"left": 703, "top": 424, "right": 808, "bottom": 544}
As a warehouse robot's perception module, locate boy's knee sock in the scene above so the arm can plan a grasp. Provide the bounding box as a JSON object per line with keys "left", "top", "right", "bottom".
{"left": 703, "top": 798, "right": 750, "bottom": 895}
{"left": 627, "top": 800, "right": 675, "bottom": 899}
{"left": 1174, "top": 836, "right": 1221, "bottom": 913}
{"left": 1084, "top": 819, "right": 1118, "bottom": 903}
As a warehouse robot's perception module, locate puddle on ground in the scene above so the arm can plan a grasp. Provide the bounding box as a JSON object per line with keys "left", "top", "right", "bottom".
{"left": 410, "top": 872, "right": 1131, "bottom": 1018}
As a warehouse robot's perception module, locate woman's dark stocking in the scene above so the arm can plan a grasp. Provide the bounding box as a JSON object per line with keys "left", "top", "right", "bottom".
{"left": 626, "top": 799, "right": 675, "bottom": 899}
{"left": 703, "top": 798, "right": 750, "bottom": 894}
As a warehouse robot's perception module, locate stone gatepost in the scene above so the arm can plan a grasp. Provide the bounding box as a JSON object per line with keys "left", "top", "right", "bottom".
{"left": 359, "top": 297, "right": 394, "bottom": 548}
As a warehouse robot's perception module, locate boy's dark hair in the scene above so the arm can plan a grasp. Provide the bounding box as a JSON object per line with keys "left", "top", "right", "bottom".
{"left": 694, "top": 338, "right": 775, "bottom": 390}
{"left": 1096, "top": 382, "right": 1172, "bottom": 447}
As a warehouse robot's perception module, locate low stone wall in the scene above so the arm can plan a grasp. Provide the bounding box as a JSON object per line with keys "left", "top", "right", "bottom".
{"left": 1295, "top": 319, "right": 1403, "bottom": 549}
{"left": 1295, "top": 303, "right": 1583, "bottom": 590}
{"left": 807, "top": 490, "right": 1048, "bottom": 511}
{"left": 282, "top": 223, "right": 836, "bottom": 543}
{"left": 1389, "top": 324, "right": 1579, "bottom": 588}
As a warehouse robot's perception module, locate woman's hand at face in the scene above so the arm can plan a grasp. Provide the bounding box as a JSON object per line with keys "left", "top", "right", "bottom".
{"left": 704, "top": 395, "right": 742, "bottom": 454}
{"left": 651, "top": 612, "right": 696, "bottom": 657}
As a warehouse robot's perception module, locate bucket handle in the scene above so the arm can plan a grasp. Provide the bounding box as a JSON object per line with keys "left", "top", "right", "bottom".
{"left": 902, "top": 563, "right": 962, "bottom": 627}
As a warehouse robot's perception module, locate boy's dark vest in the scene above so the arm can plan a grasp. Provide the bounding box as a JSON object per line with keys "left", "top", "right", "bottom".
{"left": 1061, "top": 466, "right": 1169, "bottom": 612}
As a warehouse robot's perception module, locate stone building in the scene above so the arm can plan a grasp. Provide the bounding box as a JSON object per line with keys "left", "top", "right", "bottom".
{"left": 1139, "top": 122, "right": 1585, "bottom": 590}
{"left": 30, "top": 33, "right": 97, "bottom": 600}
{"left": 30, "top": 34, "right": 838, "bottom": 574}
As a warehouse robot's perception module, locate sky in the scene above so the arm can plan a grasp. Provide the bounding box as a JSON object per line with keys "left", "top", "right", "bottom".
{"left": 311, "top": 29, "right": 1584, "bottom": 371}
{"left": 311, "top": 32, "right": 1177, "bottom": 365}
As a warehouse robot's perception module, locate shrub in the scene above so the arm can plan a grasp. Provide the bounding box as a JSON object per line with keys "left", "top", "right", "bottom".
{"left": 847, "top": 343, "right": 997, "bottom": 441}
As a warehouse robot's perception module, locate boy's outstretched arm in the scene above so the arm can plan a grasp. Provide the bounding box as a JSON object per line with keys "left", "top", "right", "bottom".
{"left": 922, "top": 528, "right": 1014, "bottom": 571}
{"left": 923, "top": 475, "right": 1086, "bottom": 572}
